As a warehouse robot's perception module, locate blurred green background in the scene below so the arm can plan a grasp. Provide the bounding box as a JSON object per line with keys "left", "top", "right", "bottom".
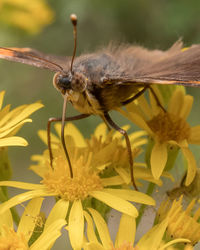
{"left": 1, "top": 0, "right": 200, "bottom": 249}
{"left": 0, "top": 0, "right": 200, "bottom": 182}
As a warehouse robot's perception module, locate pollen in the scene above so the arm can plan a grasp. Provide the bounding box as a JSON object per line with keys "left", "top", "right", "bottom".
{"left": 0, "top": 227, "right": 28, "bottom": 250}
{"left": 42, "top": 154, "right": 103, "bottom": 201}
{"left": 147, "top": 111, "right": 191, "bottom": 143}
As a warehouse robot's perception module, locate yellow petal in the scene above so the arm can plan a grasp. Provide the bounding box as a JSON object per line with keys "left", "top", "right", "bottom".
{"left": 0, "top": 181, "right": 43, "bottom": 190}
{"left": 179, "top": 95, "right": 193, "bottom": 119}
{"left": 94, "top": 123, "right": 107, "bottom": 141}
{"left": 168, "top": 89, "right": 184, "bottom": 115}
{"left": 123, "top": 102, "right": 142, "bottom": 117}
{"left": 87, "top": 208, "right": 111, "bottom": 249}
{"left": 159, "top": 238, "right": 190, "bottom": 250}
{"left": 0, "top": 103, "right": 43, "bottom": 130}
{"left": 134, "top": 167, "right": 163, "bottom": 186}
{"left": 0, "top": 189, "right": 52, "bottom": 215}
{"left": 0, "top": 91, "right": 5, "bottom": 110}
{"left": 44, "top": 199, "right": 69, "bottom": 230}
{"left": 104, "top": 189, "right": 155, "bottom": 206}
{"left": 136, "top": 219, "right": 168, "bottom": 250}
{"left": 189, "top": 126, "right": 200, "bottom": 144}
{"left": 129, "top": 130, "right": 147, "bottom": 142}
{"left": 0, "top": 105, "right": 11, "bottom": 120}
{"left": 53, "top": 123, "right": 62, "bottom": 137}
{"left": 181, "top": 147, "right": 197, "bottom": 186}
{"left": 0, "top": 136, "right": 28, "bottom": 146}
{"left": 38, "top": 130, "right": 60, "bottom": 146}
{"left": 83, "top": 242, "right": 105, "bottom": 250}
{"left": 83, "top": 211, "right": 99, "bottom": 244}
{"left": 90, "top": 190, "right": 138, "bottom": 217}
{"left": 93, "top": 143, "right": 114, "bottom": 166}
{"left": 151, "top": 142, "right": 168, "bottom": 179}
{"left": 17, "top": 198, "right": 44, "bottom": 241}
{"left": 29, "top": 164, "right": 47, "bottom": 178}
{"left": 128, "top": 113, "right": 153, "bottom": 134}
{"left": 0, "top": 118, "right": 32, "bottom": 136}
{"left": 115, "top": 167, "right": 131, "bottom": 184}
{"left": 177, "top": 139, "right": 188, "bottom": 148}
{"left": 129, "top": 138, "right": 147, "bottom": 148}
{"left": 101, "top": 176, "right": 125, "bottom": 186}
{"left": 115, "top": 214, "right": 136, "bottom": 248}
{"left": 55, "top": 122, "right": 86, "bottom": 147}
{"left": 119, "top": 109, "right": 153, "bottom": 134}
{"left": 0, "top": 209, "right": 13, "bottom": 234}
{"left": 30, "top": 219, "right": 66, "bottom": 250}
{"left": 68, "top": 200, "right": 84, "bottom": 249}
{"left": 137, "top": 94, "right": 153, "bottom": 119}
{"left": 0, "top": 105, "right": 26, "bottom": 127}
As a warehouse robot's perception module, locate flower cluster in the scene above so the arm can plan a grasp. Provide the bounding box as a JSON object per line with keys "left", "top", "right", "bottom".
{"left": 1, "top": 86, "right": 200, "bottom": 250}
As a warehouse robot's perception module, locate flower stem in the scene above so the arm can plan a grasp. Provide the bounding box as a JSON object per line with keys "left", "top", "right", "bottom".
{"left": 0, "top": 187, "right": 20, "bottom": 225}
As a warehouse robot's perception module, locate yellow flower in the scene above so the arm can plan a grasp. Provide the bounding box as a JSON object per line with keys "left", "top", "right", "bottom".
{"left": 37, "top": 122, "right": 168, "bottom": 187}
{"left": 0, "top": 124, "right": 155, "bottom": 249}
{"left": 83, "top": 209, "right": 190, "bottom": 250}
{"left": 0, "top": 91, "right": 43, "bottom": 147}
{"left": 87, "top": 123, "right": 150, "bottom": 185}
{"left": 0, "top": 198, "right": 66, "bottom": 249}
{"left": 0, "top": 0, "right": 54, "bottom": 34}
{"left": 157, "top": 196, "right": 200, "bottom": 246}
{"left": 119, "top": 88, "right": 200, "bottom": 186}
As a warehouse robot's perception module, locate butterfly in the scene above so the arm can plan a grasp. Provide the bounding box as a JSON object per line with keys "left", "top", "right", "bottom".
{"left": 0, "top": 14, "right": 200, "bottom": 190}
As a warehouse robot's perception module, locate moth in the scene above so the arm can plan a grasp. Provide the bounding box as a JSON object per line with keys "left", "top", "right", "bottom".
{"left": 1, "top": 14, "right": 200, "bottom": 190}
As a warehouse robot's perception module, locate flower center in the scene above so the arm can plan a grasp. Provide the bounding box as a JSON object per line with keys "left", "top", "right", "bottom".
{"left": 147, "top": 112, "right": 191, "bottom": 143}
{"left": 0, "top": 228, "right": 28, "bottom": 250}
{"left": 42, "top": 155, "right": 103, "bottom": 201}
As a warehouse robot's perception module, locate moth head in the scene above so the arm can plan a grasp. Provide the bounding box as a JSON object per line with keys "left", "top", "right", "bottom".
{"left": 53, "top": 71, "right": 88, "bottom": 95}
{"left": 53, "top": 15, "right": 89, "bottom": 95}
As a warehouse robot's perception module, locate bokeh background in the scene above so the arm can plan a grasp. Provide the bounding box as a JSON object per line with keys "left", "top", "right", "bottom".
{"left": 0, "top": 0, "right": 200, "bottom": 249}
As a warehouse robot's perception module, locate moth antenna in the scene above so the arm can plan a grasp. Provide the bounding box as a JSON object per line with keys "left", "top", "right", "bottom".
{"left": 70, "top": 14, "right": 78, "bottom": 74}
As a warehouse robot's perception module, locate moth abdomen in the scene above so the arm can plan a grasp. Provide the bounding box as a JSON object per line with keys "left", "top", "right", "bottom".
{"left": 89, "top": 82, "right": 142, "bottom": 112}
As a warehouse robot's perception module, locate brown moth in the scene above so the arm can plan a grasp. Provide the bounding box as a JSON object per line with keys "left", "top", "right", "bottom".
{"left": 0, "top": 14, "right": 200, "bottom": 190}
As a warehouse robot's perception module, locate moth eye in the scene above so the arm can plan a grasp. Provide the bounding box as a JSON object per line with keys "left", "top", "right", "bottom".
{"left": 53, "top": 72, "right": 72, "bottom": 92}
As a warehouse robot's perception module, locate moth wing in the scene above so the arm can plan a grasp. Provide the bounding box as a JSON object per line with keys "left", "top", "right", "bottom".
{"left": 0, "top": 47, "right": 70, "bottom": 72}
{"left": 114, "top": 43, "right": 200, "bottom": 87}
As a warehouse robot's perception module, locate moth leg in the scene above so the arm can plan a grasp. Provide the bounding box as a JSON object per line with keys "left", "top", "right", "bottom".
{"left": 100, "top": 115, "right": 111, "bottom": 131}
{"left": 121, "top": 86, "right": 148, "bottom": 106}
{"left": 147, "top": 86, "right": 166, "bottom": 112}
{"left": 103, "top": 112, "right": 138, "bottom": 190}
{"left": 47, "top": 114, "right": 90, "bottom": 170}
